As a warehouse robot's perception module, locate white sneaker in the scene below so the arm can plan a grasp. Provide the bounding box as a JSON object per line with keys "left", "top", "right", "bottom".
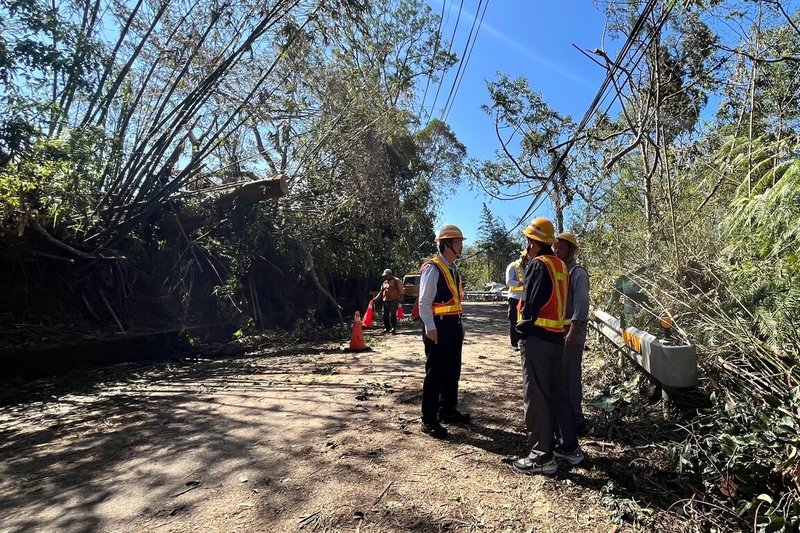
{"left": 512, "top": 451, "right": 558, "bottom": 475}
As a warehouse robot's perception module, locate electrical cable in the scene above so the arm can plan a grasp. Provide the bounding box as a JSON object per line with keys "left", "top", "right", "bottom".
{"left": 463, "top": 0, "right": 666, "bottom": 261}
{"left": 417, "top": 0, "right": 449, "bottom": 119}
{"left": 428, "top": 0, "right": 465, "bottom": 120}
{"left": 441, "top": 0, "right": 489, "bottom": 122}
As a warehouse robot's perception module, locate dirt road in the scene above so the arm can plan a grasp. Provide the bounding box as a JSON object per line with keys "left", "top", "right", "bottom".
{"left": 0, "top": 302, "right": 619, "bottom": 532}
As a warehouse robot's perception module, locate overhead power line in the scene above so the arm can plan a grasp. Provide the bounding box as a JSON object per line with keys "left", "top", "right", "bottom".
{"left": 427, "top": 0, "right": 465, "bottom": 121}
{"left": 417, "top": 0, "right": 449, "bottom": 119}
{"left": 509, "top": 0, "right": 664, "bottom": 234}
{"left": 441, "top": 0, "right": 490, "bottom": 123}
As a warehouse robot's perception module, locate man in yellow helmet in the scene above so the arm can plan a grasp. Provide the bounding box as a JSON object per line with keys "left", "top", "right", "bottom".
{"left": 512, "top": 217, "right": 584, "bottom": 475}
{"left": 418, "top": 224, "right": 469, "bottom": 439}
{"left": 554, "top": 232, "right": 590, "bottom": 436}
{"left": 505, "top": 250, "right": 529, "bottom": 351}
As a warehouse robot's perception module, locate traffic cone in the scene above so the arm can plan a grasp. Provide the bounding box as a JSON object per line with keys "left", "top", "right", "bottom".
{"left": 412, "top": 298, "right": 420, "bottom": 320}
{"left": 363, "top": 301, "right": 374, "bottom": 328}
{"left": 396, "top": 305, "right": 404, "bottom": 319}
{"left": 347, "top": 311, "right": 370, "bottom": 352}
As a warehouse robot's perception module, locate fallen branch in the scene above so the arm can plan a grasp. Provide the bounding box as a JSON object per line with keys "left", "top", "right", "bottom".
{"left": 99, "top": 290, "right": 126, "bottom": 333}
{"left": 297, "top": 510, "right": 320, "bottom": 529}
{"left": 371, "top": 480, "right": 394, "bottom": 507}
{"left": 303, "top": 248, "right": 344, "bottom": 328}
{"left": 29, "top": 217, "right": 95, "bottom": 259}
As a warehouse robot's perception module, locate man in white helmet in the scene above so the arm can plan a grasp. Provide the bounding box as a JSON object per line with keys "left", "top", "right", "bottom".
{"left": 417, "top": 224, "right": 469, "bottom": 439}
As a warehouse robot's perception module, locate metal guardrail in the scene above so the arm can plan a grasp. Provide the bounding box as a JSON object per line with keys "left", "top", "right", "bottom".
{"left": 592, "top": 309, "right": 698, "bottom": 390}
{"left": 463, "top": 291, "right": 506, "bottom": 302}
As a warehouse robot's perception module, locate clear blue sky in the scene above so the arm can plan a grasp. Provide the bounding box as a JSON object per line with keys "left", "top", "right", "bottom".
{"left": 421, "top": 0, "right": 615, "bottom": 243}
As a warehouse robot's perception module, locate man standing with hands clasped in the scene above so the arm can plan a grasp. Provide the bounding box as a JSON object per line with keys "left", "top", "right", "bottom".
{"left": 554, "top": 232, "right": 590, "bottom": 436}
{"left": 512, "top": 217, "right": 584, "bottom": 475}
{"left": 418, "top": 224, "right": 470, "bottom": 440}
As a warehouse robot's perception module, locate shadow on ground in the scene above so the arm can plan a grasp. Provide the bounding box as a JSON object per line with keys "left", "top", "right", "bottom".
{"left": 0, "top": 302, "right": 703, "bottom": 531}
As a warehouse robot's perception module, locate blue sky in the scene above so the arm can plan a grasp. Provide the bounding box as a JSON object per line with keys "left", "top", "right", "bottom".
{"left": 421, "top": 0, "right": 615, "bottom": 243}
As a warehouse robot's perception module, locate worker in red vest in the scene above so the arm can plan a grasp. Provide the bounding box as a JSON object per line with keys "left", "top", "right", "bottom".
{"left": 418, "top": 224, "right": 469, "bottom": 439}
{"left": 512, "top": 217, "right": 585, "bottom": 475}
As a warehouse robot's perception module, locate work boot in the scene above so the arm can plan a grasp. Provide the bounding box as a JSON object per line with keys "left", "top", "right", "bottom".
{"left": 438, "top": 409, "right": 470, "bottom": 425}
{"left": 420, "top": 420, "right": 448, "bottom": 439}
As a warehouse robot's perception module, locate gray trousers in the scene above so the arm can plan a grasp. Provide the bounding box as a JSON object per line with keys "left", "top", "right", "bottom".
{"left": 564, "top": 342, "right": 588, "bottom": 432}
{"left": 521, "top": 335, "right": 578, "bottom": 458}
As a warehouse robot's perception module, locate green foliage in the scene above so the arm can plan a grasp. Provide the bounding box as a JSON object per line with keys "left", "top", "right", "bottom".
{"left": 671, "top": 392, "right": 800, "bottom": 531}
{"left": 476, "top": 74, "right": 575, "bottom": 226}
{"left": 600, "top": 480, "right": 655, "bottom": 526}
{"left": 456, "top": 205, "right": 522, "bottom": 289}
{"left": 1, "top": 126, "right": 107, "bottom": 233}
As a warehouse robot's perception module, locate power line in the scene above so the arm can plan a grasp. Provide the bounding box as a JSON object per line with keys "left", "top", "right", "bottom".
{"left": 509, "top": 0, "right": 663, "bottom": 232}
{"left": 442, "top": 0, "right": 490, "bottom": 123}
{"left": 417, "top": 0, "right": 449, "bottom": 119}
{"left": 427, "top": 0, "right": 465, "bottom": 120}
{"left": 463, "top": 0, "right": 668, "bottom": 262}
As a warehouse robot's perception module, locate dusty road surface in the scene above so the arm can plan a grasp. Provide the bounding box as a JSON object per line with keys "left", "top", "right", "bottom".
{"left": 1, "top": 302, "right": 627, "bottom": 532}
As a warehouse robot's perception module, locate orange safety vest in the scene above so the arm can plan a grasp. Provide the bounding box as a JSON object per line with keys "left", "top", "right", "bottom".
{"left": 516, "top": 255, "right": 569, "bottom": 332}
{"left": 421, "top": 256, "right": 464, "bottom": 316}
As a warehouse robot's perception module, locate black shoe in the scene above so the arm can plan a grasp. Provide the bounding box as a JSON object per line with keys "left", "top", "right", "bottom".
{"left": 420, "top": 420, "right": 448, "bottom": 439}
{"left": 438, "top": 409, "right": 471, "bottom": 424}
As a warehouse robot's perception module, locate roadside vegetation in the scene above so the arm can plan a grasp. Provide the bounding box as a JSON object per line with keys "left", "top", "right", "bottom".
{"left": 1, "top": 0, "right": 798, "bottom": 530}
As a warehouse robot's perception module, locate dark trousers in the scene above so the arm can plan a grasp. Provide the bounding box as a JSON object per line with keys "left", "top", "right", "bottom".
{"left": 564, "top": 342, "right": 588, "bottom": 432}
{"left": 382, "top": 300, "right": 399, "bottom": 332}
{"left": 521, "top": 335, "right": 578, "bottom": 459}
{"left": 421, "top": 316, "right": 463, "bottom": 423}
{"left": 507, "top": 297, "right": 521, "bottom": 347}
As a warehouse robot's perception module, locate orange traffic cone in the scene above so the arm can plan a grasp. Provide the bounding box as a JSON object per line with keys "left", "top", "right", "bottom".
{"left": 396, "top": 305, "right": 404, "bottom": 319}
{"left": 347, "top": 311, "right": 370, "bottom": 352}
{"left": 412, "top": 298, "right": 420, "bottom": 320}
{"left": 363, "top": 301, "right": 374, "bottom": 328}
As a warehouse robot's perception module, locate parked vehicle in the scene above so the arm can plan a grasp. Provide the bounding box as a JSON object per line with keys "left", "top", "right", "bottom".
{"left": 402, "top": 273, "right": 420, "bottom": 303}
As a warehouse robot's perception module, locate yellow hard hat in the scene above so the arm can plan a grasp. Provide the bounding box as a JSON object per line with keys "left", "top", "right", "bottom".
{"left": 434, "top": 224, "right": 465, "bottom": 241}
{"left": 556, "top": 232, "right": 579, "bottom": 249}
{"left": 522, "top": 217, "right": 557, "bottom": 244}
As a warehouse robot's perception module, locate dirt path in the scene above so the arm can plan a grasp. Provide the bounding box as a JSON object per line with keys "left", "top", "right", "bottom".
{"left": 0, "top": 302, "right": 621, "bottom": 532}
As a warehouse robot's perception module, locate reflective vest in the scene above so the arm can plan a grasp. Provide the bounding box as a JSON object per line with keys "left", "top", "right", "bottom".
{"left": 509, "top": 260, "right": 524, "bottom": 294}
{"left": 420, "top": 256, "right": 464, "bottom": 316}
{"left": 516, "top": 255, "right": 569, "bottom": 332}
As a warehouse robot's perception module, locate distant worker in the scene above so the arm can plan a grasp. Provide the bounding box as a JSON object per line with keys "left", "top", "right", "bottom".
{"left": 418, "top": 224, "right": 469, "bottom": 439}
{"left": 505, "top": 250, "right": 529, "bottom": 351}
{"left": 554, "top": 232, "right": 590, "bottom": 436}
{"left": 373, "top": 269, "right": 404, "bottom": 334}
{"left": 512, "top": 217, "right": 584, "bottom": 475}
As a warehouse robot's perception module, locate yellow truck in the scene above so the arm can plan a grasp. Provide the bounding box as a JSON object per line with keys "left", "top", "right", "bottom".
{"left": 402, "top": 273, "right": 420, "bottom": 303}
